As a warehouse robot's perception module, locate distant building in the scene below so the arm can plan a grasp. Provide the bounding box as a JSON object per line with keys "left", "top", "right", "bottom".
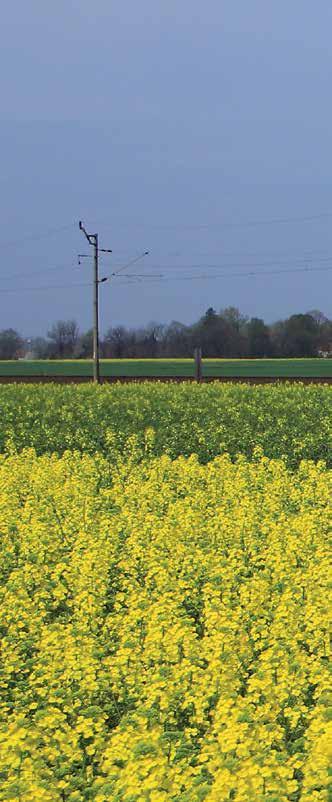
{"left": 318, "top": 348, "right": 332, "bottom": 358}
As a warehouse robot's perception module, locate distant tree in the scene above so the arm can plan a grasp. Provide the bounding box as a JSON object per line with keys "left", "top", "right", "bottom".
{"left": 0, "top": 329, "right": 23, "bottom": 359}
{"left": 307, "top": 309, "right": 328, "bottom": 327}
{"left": 307, "top": 310, "right": 332, "bottom": 353}
{"left": 162, "top": 321, "right": 191, "bottom": 357}
{"left": 75, "top": 329, "right": 93, "bottom": 358}
{"left": 275, "top": 314, "right": 319, "bottom": 357}
{"left": 269, "top": 319, "right": 285, "bottom": 356}
{"left": 103, "top": 326, "right": 132, "bottom": 358}
{"left": 29, "top": 337, "right": 52, "bottom": 359}
{"left": 47, "top": 320, "right": 79, "bottom": 358}
{"left": 192, "top": 308, "right": 227, "bottom": 357}
{"left": 220, "top": 306, "right": 247, "bottom": 330}
{"left": 39, "top": 307, "right": 331, "bottom": 361}
{"left": 191, "top": 307, "right": 250, "bottom": 357}
{"left": 247, "top": 317, "right": 272, "bottom": 357}
{"left": 138, "top": 322, "right": 165, "bottom": 358}
{"left": 219, "top": 307, "right": 249, "bottom": 356}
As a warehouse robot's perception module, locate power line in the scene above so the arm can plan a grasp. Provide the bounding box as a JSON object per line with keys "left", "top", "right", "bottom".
{"left": 0, "top": 223, "right": 76, "bottom": 250}
{"left": 113, "top": 251, "right": 150, "bottom": 276}
{"left": 0, "top": 208, "right": 331, "bottom": 253}
{"left": 0, "top": 263, "right": 79, "bottom": 282}
{"left": 0, "top": 281, "right": 91, "bottom": 294}
{"left": 0, "top": 252, "right": 330, "bottom": 285}
{"left": 0, "top": 261, "right": 330, "bottom": 295}
{"left": 117, "top": 273, "right": 164, "bottom": 278}
{"left": 1, "top": 254, "right": 332, "bottom": 289}
{"left": 109, "top": 263, "right": 332, "bottom": 285}
{"left": 0, "top": 253, "right": 123, "bottom": 282}
{"left": 114, "top": 254, "right": 332, "bottom": 274}
{"left": 90, "top": 210, "right": 332, "bottom": 232}
{"left": 148, "top": 247, "right": 329, "bottom": 259}
{"left": 78, "top": 247, "right": 331, "bottom": 263}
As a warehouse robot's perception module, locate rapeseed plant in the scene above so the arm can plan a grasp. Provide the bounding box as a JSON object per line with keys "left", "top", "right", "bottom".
{"left": 0, "top": 382, "right": 330, "bottom": 465}
{"left": 0, "top": 449, "right": 330, "bottom": 800}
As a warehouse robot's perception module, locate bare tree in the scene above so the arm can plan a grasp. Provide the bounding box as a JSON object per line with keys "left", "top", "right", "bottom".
{"left": 47, "top": 320, "right": 79, "bottom": 358}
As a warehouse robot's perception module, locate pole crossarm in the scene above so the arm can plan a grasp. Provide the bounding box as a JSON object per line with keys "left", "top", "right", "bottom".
{"left": 78, "top": 221, "right": 96, "bottom": 246}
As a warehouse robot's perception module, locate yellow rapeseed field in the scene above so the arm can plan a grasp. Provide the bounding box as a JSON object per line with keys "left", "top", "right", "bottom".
{"left": 0, "top": 447, "right": 330, "bottom": 801}
{"left": 0, "top": 383, "right": 331, "bottom": 466}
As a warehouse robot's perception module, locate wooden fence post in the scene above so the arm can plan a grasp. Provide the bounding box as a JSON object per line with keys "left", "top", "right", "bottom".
{"left": 194, "top": 347, "right": 202, "bottom": 382}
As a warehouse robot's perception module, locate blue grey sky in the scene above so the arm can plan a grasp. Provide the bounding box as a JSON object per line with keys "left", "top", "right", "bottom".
{"left": 1, "top": 1, "right": 332, "bottom": 335}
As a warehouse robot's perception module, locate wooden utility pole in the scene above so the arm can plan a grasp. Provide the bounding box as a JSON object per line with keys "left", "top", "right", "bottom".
{"left": 92, "top": 232, "right": 99, "bottom": 383}
{"left": 79, "top": 221, "right": 112, "bottom": 384}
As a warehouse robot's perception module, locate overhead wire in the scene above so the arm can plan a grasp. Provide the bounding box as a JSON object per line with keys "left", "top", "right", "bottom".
{"left": 0, "top": 223, "right": 76, "bottom": 250}
{"left": 0, "top": 281, "right": 92, "bottom": 295}
{"left": 0, "top": 253, "right": 122, "bottom": 282}
{"left": 0, "top": 252, "right": 331, "bottom": 285}
{"left": 0, "top": 208, "right": 331, "bottom": 252}
{"left": 0, "top": 263, "right": 78, "bottom": 283}
{"left": 90, "top": 210, "right": 332, "bottom": 231}
{"left": 1, "top": 252, "right": 332, "bottom": 293}
{"left": 0, "top": 260, "right": 331, "bottom": 295}
{"left": 112, "top": 251, "right": 150, "bottom": 276}
{"left": 108, "top": 263, "right": 332, "bottom": 286}
{"left": 110, "top": 254, "right": 332, "bottom": 274}
{"left": 149, "top": 247, "right": 329, "bottom": 259}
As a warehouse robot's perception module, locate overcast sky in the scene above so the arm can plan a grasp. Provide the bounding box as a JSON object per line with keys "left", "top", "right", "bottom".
{"left": 1, "top": 1, "right": 332, "bottom": 335}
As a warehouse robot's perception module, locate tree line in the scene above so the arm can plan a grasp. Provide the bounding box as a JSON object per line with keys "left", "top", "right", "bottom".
{"left": 0, "top": 307, "right": 331, "bottom": 360}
